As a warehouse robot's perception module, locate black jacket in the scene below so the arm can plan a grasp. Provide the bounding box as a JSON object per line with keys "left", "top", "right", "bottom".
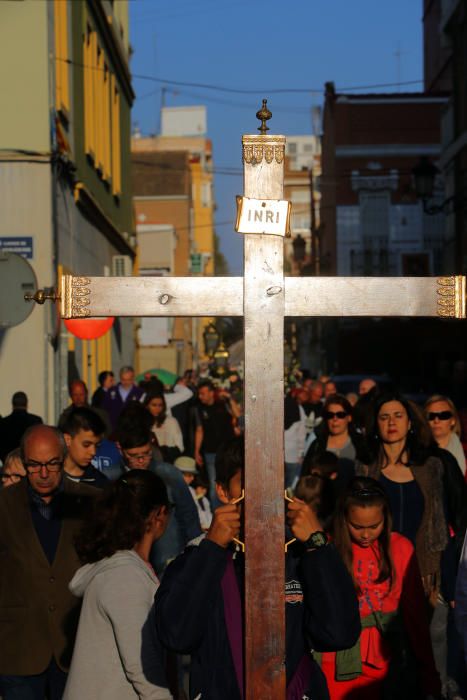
{"left": 155, "top": 538, "right": 360, "bottom": 700}
{"left": 0, "top": 409, "right": 42, "bottom": 462}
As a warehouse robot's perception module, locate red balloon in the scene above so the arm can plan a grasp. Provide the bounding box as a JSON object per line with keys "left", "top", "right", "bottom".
{"left": 63, "top": 317, "right": 114, "bottom": 340}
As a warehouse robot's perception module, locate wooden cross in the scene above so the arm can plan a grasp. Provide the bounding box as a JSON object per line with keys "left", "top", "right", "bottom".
{"left": 32, "top": 103, "right": 466, "bottom": 698}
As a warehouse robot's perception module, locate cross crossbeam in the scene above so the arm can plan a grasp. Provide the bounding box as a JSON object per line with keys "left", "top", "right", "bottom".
{"left": 61, "top": 274, "right": 466, "bottom": 320}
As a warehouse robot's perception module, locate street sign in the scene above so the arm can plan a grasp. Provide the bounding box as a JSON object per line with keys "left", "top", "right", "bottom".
{"left": 0, "top": 236, "right": 33, "bottom": 259}
{"left": 190, "top": 253, "right": 203, "bottom": 274}
{"left": 0, "top": 252, "right": 37, "bottom": 327}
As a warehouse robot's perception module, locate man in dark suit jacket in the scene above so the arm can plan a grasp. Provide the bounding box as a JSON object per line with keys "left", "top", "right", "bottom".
{"left": 0, "top": 391, "right": 42, "bottom": 463}
{"left": 0, "top": 424, "right": 95, "bottom": 698}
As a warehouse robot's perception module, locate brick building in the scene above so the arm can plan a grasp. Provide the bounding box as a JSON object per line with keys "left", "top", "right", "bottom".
{"left": 321, "top": 83, "right": 447, "bottom": 278}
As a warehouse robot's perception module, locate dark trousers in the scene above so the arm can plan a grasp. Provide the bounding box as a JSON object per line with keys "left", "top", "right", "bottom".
{"left": 0, "top": 659, "right": 67, "bottom": 700}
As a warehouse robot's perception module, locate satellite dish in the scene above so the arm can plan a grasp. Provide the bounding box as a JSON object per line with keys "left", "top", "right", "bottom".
{"left": 0, "top": 252, "right": 38, "bottom": 328}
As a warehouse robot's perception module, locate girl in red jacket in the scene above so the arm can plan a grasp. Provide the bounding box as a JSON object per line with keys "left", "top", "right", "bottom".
{"left": 320, "top": 476, "right": 441, "bottom": 700}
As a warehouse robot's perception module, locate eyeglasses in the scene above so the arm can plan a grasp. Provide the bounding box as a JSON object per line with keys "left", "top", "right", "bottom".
{"left": 1, "top": 473, "right": 24, "bottom": 483}
{"left": 23, "top": 460, "right": 63, "bottom": 473}
{"left": 123, "top": 449, "right": 152, "bottom": 463}
{"left": 324, "top": 411, "right": 348, "bottom": 420}
{"left": 427, "top": 411, "right": 453, "bottom": 421}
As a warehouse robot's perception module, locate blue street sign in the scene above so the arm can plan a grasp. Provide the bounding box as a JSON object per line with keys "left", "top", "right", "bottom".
{"left": 0, "top": 237, "right": 33, "bottom": 259}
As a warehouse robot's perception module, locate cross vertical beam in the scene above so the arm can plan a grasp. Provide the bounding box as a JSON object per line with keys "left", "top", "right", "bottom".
{"left": 242, "top": 133, "right": 287, "bottom": 697}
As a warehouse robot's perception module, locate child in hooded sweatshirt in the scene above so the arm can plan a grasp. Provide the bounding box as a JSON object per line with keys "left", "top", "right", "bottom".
{"left": 64, "top": 470, "right": 173, "bottom": 700}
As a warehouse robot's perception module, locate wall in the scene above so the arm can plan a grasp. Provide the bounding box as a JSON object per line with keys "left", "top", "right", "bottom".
{"left": 0, "top": 1, "right": 50, "bottom": 152}
{"left": 0, "top": 164, "right": 54, "bottom": 419}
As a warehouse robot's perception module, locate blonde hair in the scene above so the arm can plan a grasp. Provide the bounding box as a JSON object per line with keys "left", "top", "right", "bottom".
{"left": 424, "top": 395, "right": 461, "bottom": 436}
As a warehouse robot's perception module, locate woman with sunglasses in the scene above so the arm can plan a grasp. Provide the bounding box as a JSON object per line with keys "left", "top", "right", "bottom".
{"left": 424, "top": 395, "right": 466, "bottom": 476}
{"left": 302, "top": 394, "right": 366, "bottom": 477}
{"left": 64, "top": 470, "right": 173, "bottom": 700}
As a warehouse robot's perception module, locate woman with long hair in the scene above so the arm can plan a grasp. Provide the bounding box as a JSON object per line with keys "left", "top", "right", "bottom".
{"left": 424, "top": 394, "right": 466, "bottom": 476}
{"left": 301, "top": 395, "right": 367, "bottom": 488}
{"left": 357, "top": 393, "right": 451, "bottom": 601}
{"left": 144, "top": 392, "right": 184, "bottom": 463}
{"left": 320, "top": 476, "right": 440, "bottom": 700}
{"left": 64, "top": 470, "right": 173, "bottom": 700}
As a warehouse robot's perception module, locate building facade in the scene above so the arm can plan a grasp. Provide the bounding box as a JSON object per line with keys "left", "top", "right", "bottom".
{"left": 319, "top": 83, "right": 460, "bottom": 384}
{"left": 321, "top": 84, "right": 447, "bottom": 278}
{"left": 424, "top": 0, "right": 467, "bottom": 274}
{"left": 131, "top": 148, "right": 195, "bottom": 374}
{"left": 131, "top": 106, "right": 216, "bottom": 373}
{"left": 0, "top": 0, "right": 135, "bottom": 420}
{"left": 284, "top": 135, "right": 323, "bottom": 374}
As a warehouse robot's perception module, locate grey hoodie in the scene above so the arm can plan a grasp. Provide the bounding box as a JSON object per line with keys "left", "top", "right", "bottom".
{"left": 64, "top": 550, "right": 172, "bottom": 700}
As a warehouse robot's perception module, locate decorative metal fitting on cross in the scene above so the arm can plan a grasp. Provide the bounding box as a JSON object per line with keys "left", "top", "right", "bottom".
{"left": 24, "top": 288, "right": 59, "bottom": 305}
{"left": 437, "top": 276, "right": 466, "bottom": 319}
{"left": 256, "top": 98, "right": 272, "bottom": 134}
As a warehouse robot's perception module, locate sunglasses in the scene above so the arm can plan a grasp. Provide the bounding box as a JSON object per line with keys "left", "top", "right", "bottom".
{"left": 324, "top": 411, "right": 348, "bottom": 420}
{"left": 427, "top": 411, "right": 453, "bottom": 421}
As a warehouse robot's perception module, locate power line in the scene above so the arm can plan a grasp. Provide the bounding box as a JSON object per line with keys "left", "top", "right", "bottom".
{"left": 58, "top": 58, "right": 423, "bottom": 96}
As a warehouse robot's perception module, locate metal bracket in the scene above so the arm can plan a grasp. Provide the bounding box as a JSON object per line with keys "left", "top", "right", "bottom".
{"left": 284, "top": 490, "right": 297, "bottom": 553}
{"left": 231, "top": 490, "right": 245, "bottom": 552}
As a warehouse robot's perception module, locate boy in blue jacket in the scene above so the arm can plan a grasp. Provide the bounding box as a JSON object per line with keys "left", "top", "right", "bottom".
{"left": 155, "top": 438, "right": 360, "bottom": 699}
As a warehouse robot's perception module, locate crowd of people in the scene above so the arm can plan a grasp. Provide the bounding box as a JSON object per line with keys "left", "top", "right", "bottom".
{"left": 0, "top": 367, "right": 466, "bottom": 699}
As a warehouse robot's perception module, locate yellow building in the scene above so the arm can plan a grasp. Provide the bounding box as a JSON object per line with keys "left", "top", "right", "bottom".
{"left": 131, "top": 106, "right": 216, "bottom": 371}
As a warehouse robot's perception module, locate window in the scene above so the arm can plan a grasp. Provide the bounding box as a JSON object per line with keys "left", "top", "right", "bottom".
{"left": 359, "top": 193, "right": 390, "bottom": 275}
{"left": 201, "top": 182, "right": 211, "bottom": 208}
{"left": 111, "top": 75, "right": 121, "bottom": 195}
{"left": 84, "top": 24, "right": 95, "bottom": 158}
{"left": 83, "top": 20, "right": 120, "bottom": 191}
{"left": 54, "top": 0, "right": 69, "bottom": 114}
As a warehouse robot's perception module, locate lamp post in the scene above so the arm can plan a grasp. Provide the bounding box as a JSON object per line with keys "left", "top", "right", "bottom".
{"left": 412, "top": 156, "right": 439, "bottom": 201}
{"left": 214, "top": 341, "right": 230, "bottom": 376}
{"left": 412, "top": 156, "right": 466, "bottom": 215}
{"left": 203, "top": 322, "right": 219, "bottom": 359}
{"left": 292, "top": 234, "right": 306, "bottom": 267}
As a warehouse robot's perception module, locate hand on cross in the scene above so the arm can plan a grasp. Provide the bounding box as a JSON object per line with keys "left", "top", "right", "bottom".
{"left": 206, "top": 503, "right": 241, "bottom": 548}
{"left": 287, "top": 498, "right": 322, "bottom": 543}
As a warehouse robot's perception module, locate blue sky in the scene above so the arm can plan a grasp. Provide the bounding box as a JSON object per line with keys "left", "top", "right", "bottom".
{"left": 129, "top": 0, "right": 424, "bottom": 274}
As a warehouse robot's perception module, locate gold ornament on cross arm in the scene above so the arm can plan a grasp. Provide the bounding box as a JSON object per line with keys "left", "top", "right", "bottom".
{"left": 61, "top": 275, "right": 92, "bottom": 318}
{"left": 437, "top": 276, "right": 466, "bottom": 319}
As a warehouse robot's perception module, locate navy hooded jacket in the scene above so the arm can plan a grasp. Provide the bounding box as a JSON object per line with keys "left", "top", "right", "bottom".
{"left": 155, "top": 537, "right": 360, "bottom": 699}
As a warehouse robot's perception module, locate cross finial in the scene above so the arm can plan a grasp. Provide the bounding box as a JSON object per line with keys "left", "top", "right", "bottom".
{"left": 256, "top": 99, "right": 272, "bottom": 134}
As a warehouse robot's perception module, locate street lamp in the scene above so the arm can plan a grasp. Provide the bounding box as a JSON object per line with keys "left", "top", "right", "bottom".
{"left": 214, "top": 341, "right": 229, "bottom": 376}
{"left": 292, "top": 234, "right": 306, "bottom": 263}
{"left": 412, "top": 156, "right": 439, "bottom": 200}
{"left": 284, "top": 340, "right": 293, "bottom": 372}
{"left": 203, "top": 322, "right": 219, "bottom": 358}
{"left": 412, "top": 156, "right": 466, "bottom": 215}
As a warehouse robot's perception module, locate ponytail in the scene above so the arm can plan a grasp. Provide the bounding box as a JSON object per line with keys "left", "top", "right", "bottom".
{"left": 75, "top": 470, "right": 169, "bottom": 563}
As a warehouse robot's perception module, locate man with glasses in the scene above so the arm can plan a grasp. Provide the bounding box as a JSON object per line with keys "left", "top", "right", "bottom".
{"left": 0, "top": 424, "right": 96, "bottom": 699}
